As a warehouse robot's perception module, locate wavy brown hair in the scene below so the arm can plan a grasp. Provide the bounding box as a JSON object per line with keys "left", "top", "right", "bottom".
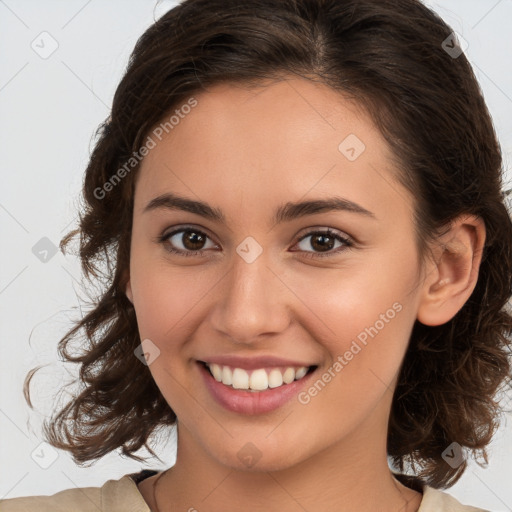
{"left": 24, "top": 0, "right": 512, "bottom": 488}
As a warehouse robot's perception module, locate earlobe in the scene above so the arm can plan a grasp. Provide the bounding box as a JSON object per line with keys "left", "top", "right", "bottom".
{"left": 416, "top": 215, "right": 486, "bottom": 326}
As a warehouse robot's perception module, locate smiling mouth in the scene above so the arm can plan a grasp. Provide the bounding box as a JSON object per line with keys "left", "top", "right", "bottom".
{"left": 200, "top": 361, "right": 318, "bottom": 392}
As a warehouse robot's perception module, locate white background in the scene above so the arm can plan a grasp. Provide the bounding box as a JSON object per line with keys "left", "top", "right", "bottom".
{"left": 0, "top": 0, "right": 511, "bottom": 510}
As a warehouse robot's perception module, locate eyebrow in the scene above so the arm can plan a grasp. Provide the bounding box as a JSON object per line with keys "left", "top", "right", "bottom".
{"left": 143, "top": 192, "right": 376, "bottom": 224}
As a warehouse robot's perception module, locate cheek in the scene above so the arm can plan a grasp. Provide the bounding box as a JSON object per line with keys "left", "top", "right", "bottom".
{"left": 293, "top": 284, "right": 414, "bottom": 442}
{"left": 130, "top": 260, "right": 212, "bottom": 346}
{"left": 292, "top": 261, "right": 414, "bottom": 347}
{"left": 288, "top": 251, "right": 418, "bottom": 388}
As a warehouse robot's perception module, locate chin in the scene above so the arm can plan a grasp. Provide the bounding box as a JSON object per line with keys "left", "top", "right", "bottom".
{"left": 211, "top": 445, "right": 309, "bottom": 473}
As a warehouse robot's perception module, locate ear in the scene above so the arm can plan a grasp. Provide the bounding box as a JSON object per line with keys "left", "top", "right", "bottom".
{"left": 416, "top": 214, "right": 486, "bottom": 326}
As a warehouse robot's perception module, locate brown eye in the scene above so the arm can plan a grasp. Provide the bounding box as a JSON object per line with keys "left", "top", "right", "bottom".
{"left": 160, "top": 227, "right": 217, "bottom": 256}
{"left": 294, "top": 229, "right": 353, "bottom": 258}
{"left": 181, "top": 230, "right": 207, "bottom": 250}
{"left": 309, "top": 233, "right": 336, "bottom": 252}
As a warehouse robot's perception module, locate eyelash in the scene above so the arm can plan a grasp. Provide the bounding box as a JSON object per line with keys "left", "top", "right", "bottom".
{"left": 157, "top": 225, "right": 353, "bottom": 259}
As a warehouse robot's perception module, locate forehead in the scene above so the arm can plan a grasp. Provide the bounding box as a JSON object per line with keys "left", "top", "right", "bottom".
{"left": 133, "top": 77, "right": 412, "bottom": 226}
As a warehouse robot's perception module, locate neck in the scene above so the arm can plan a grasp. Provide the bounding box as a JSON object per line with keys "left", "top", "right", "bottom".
{"left": 154, "top": 422, "right": 422, "bottom": 512}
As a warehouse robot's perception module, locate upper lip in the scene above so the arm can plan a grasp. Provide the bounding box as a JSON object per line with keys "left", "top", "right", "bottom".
{"left": 199, "top": 355, "right": 317, "bottom": 371}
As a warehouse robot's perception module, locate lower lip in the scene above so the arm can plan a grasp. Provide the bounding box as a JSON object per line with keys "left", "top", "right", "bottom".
{"left": 198, "top": 362, "right": 317, "bottom": 415}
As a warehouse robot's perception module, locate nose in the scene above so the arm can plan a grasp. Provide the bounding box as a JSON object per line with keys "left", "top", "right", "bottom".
{"left": 209, "top": 248, "right": 291, "bottom": 345}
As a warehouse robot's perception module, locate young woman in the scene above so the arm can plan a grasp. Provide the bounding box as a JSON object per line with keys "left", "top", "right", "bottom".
{"left": 2, "top": 0, "right": 511, "bottom": 510}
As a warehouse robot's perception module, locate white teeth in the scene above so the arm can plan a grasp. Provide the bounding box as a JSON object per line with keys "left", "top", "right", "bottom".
{"left": 295, "top": 366, "right": 308, "bottom": 380}
{"left": 211, "top": 363, "right": 222, "bottom": 382}
{"left": 249, "top": 369, "right": 268, "bottom": 391}
{"left": 282, "top": 367, "right": 295, "bottom": 384}
{"left": 268, "top": 369, "right": 283, "bottom": 388}
{"left": 205, "top": 363, "right": 311, "bottom": 391}
{"left": 221, "top": 365, "right": 232, "bottom": 385}
{"left": 232, "top": 368, "right": 249, "bottom": 389}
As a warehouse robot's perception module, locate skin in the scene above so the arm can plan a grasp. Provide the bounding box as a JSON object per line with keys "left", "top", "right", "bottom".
{"left": 125, "top": 76, "right": 486, "bottom": 512}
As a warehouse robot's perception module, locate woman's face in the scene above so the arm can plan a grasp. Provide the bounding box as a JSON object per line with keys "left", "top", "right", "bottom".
{"left": 126, "top": 77, "right": 428, "bottom": 471}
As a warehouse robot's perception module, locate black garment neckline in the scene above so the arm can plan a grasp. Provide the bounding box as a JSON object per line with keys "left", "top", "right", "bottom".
{"left": 129, "top": 469, "right": 160, "bottom": 485}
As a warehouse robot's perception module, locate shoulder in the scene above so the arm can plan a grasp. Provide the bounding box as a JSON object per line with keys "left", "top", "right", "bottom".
{"left": 393, "top": 472, "right": 491, "bottom": 512}
{"left": 420, "top": 485, "right": 491, "bottom": 512}
{"left": 0, "top": 471, "right": 152, "bottom": 512}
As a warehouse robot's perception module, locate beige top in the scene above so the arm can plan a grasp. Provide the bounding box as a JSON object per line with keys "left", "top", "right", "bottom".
{"left": 0, "top": 471, "right": 490, "bottom": 511}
